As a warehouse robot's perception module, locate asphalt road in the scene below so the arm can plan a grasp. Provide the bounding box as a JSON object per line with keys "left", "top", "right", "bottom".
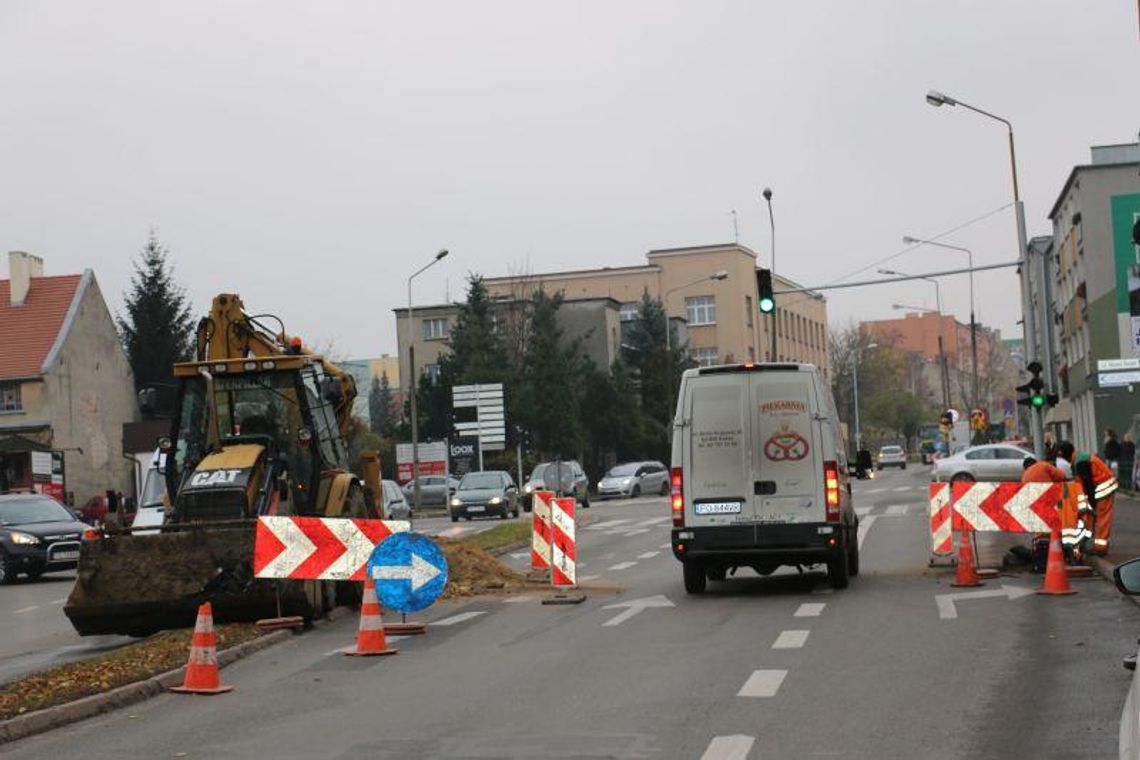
{"left": 6, "top": 467, "right": 1140, "bottom": 759}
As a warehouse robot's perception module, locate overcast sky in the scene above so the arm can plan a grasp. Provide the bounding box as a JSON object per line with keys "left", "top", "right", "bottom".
{"left": 2, "top": 2, "right": 1137, "bottom": 359}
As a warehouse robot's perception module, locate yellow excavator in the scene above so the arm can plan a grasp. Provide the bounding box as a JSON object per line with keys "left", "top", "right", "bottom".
{"left": 65, "top": 294, "right": 382, "bottom": 636}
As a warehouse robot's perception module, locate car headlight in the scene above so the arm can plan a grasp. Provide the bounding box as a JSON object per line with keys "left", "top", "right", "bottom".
{"left": 621, "top": 478, "right": 634, "bottom": 486}
{"left": 9, "top": 531, "right": 40, "bottom": 545}
{"left": 450, "top": 497, "right": 461, "bottom": 507}
{"left": 489, "top": 496, "right": 502, "bottom": 505}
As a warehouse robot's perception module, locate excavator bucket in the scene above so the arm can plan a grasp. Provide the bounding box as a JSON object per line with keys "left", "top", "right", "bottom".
{"left": 64, "top": 523, "right": 323, "bottom": 637}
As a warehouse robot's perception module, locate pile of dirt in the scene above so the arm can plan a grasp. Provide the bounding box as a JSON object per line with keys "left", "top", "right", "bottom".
{"left": 435, "top": 538, "right": 526, "bottom": 599}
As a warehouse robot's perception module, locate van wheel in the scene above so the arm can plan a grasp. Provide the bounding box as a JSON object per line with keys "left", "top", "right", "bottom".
{"left": 683, "top": 561, "right": 707, "bottom": 594}
{"left": 706, "top": 566, "right": 726, "bottom": 582}
{"left": 828, "top": 539, "right": 850, "bottom": 589}
{"left": 847, "top": 529, "right": 860, "bottom": 577}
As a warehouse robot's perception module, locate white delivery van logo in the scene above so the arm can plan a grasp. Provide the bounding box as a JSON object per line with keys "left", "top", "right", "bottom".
{"left": 763, "top": 425, "right": 809, "bottom": 461}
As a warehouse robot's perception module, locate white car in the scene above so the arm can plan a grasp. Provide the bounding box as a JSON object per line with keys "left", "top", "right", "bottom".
{"left": 381, "top": 480, "right": 411, "bottom": 520}
{"left": 597, "top": 461, "right": 670, "bottom": 498}
{"left": 930, "top": 443, "right": 1033, "bottom": 483}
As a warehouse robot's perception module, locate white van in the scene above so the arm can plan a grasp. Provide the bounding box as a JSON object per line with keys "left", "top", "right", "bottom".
{"left": 669, "top": 363, "right": 857, "bottom": 593}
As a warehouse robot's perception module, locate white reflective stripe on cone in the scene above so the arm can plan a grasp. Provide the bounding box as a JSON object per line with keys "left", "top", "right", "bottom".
{"left": 188, "top": 646, "right": 218, "bottom": 665}
{"left": 359, "top": 615, "right": 385, "bottom": 631}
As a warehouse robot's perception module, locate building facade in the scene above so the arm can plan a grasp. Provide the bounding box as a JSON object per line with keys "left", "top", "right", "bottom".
{"left": 1045, "top": 142, "right": 1140, "bottom": 452}
{"left": 0, "top": 252, "right": 139, "bottom": 503}
{"left": 342, "top": 355, "right": 402, "bottom": 429}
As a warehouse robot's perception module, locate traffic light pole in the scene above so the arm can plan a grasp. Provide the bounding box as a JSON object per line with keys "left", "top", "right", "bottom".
{"left": 1015, "top": 201, "right": 1045, "bottom": 459}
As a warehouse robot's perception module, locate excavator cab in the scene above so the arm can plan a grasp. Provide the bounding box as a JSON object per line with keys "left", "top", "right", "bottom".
{"left": 65, "top": 295, "right": 376, "bottom": 636}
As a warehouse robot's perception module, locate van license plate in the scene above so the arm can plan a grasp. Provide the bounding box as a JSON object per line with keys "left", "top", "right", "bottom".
{"left": 695, "top": 502, "right": 742, "bottom": 515}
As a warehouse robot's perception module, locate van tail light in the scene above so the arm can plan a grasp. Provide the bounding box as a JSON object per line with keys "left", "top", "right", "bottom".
{"left": 824, "top": 460, "right": 841, "bottom": 521}
{"left": 671, "top": 467, "right": 684, "bottom": 527}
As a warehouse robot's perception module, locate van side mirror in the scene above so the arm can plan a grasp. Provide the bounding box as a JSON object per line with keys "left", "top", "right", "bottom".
{"left": 1114, "top": 558, "right": 1140, "bottom": 595}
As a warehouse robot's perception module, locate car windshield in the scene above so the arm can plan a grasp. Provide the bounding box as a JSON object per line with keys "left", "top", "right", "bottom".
{"left": 0, "top": 497, "right": 75, "bottom": 526}
{"left": 139, "top": 466, "right": 167, "bottom": 508}
{"left": 459, "top": 473, "right": 502, "bottom": 490}
{"left": 606, "top": 463, "right": 640, "bottom": 477}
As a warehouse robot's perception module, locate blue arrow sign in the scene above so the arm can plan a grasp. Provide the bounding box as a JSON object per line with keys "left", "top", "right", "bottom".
{"left": 367, "top": 532, "right": 448, "bottom": 613}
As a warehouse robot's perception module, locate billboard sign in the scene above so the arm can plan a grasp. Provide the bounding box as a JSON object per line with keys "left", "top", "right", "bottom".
{"left": 448, "top": 436, "right": 479, "bottom": 479}
{"left": 1111, "top": 193, "right": 1140, "bottom": 356}
{"left": 395, "top": 441, "right": 447, "bottom": 484}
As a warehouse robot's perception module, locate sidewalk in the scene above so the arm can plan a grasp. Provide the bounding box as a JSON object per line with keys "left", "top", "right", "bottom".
{"left": 1086, "top": 492, "right": 1140, "bottom": 588}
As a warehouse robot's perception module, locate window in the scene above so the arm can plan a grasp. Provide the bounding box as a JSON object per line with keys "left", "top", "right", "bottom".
{"left": 691, "top": 346, "right": 718, "bottom": 367}
{"left": 0, "top": 382, "right": 21, "bottom": 412}
{"left": 424, "top": 363, "right": 441, "bottom": 384}
{"left": 619, "top": 302, "right": 639, "bottom": 322}
{"left": 965, "top": 448, "right": 997, "bottom": 461}
{"left": 423, "top": 318, "right": 450, "bottom": 340}
{"left": 685, "top": 295, "right": 716, "bottom": 326}
{"left": 745, "top": 296, "right": 753, "bottom": 327}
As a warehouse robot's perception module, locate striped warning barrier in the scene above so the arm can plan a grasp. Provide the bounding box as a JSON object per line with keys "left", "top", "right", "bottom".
{"left": 551, "top": 497, "right": 576, "bottom": 587}
{"left": 253, "top": 516, "right": 409, "bottom": 580}
{"left": 949, "top": 482, "right": 1061, "bottom": 533}
{"left": 531, "top": 490, "right": 554, "bottom": 572}
{"left": 929, "top": 483, "right": 952, "bottom": 556}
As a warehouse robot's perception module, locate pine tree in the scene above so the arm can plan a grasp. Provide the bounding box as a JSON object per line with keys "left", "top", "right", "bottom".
{"left": 623, "top": 290, "right": 688, "bottom": 458}
{"left": 118, "top": 233, "right": 194, "bottom": 391}
{"left": 516, "top": 289, "right": 585, "bottom": 459}
{"left": 439, "top": 275, "right": 508, "bottom": 386}
{"left": 368, "top": 372, "right": 397, "bottom": 437}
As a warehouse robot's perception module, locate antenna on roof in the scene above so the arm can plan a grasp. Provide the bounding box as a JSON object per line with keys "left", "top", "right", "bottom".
{"left": 730, "top": 210, "right": 739, "bottom": 244}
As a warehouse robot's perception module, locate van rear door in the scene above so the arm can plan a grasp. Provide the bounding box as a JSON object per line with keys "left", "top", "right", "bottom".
{"left": 683, "top": 373, "right": 753, "bottom": 528}
{"left": 750, "top": 371, "right": 825, "bottom": 524}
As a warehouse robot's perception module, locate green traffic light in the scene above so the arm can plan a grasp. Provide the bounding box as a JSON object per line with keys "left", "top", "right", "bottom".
{"left": 759, "top": 297, "right": 775, "bottom": 313}
{"left": 1031, "top": 394, "right": 1045, "bottom": 408}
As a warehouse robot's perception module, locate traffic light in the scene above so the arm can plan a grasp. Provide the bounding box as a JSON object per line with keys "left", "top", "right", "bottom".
{"left": 756, "top": 268, "right": 775, "bottom": 313}
{"left": 1017, "top": 361, "right": 1046, "bottom": 409}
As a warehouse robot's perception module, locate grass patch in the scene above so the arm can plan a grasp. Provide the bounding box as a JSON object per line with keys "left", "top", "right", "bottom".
{"left": 458, "top": 521, "right": 531, "bottom": 553}
{"left": 0, "top": 623, "right": 263, "bottom": 721}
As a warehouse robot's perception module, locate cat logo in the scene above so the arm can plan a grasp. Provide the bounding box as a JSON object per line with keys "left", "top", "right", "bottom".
{"left": 189, "top": 469, "right": 244, "bottom": 488}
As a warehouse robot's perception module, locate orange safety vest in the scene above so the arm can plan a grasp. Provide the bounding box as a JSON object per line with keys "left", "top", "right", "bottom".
{"left": 1091, "top": 455, "right": 1118, "bottom": 501}
{"left": 1058, "top": 480, "right": 1092, "bottom": 550}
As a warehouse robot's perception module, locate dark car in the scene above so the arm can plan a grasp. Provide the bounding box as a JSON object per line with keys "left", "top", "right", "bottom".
{"left": 522, "top": 460, "right": 590, "bottom": 511}
{"left": 0, "top": 493, "right": 91, "bottom": 583}
{"left": 449, "top": 471, "right": 519, "bottom": 521}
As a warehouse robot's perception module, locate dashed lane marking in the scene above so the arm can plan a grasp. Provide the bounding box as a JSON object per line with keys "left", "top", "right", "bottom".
{"left": 772, "top": 630, "right": 810, "bottom": 649}
{"left": 578, "top": 574, "right": 600, "bottom": 582}
{"left": 885, "top": 504, "right": 909, "bottom": 516}
{"left": 50, "top": 598, "right": 66, "bottom": 605}
{"left": 587, "top": 519, "right": 632, "bottom": 531}
{"left": 637, "top": 551, "right": 660, "bottom": 559}
{"left": 700, "top": 735, "right": 756, "bottom": 760}
{"left": 737, "top": 669, "right": 787, "bottom": 697}
{"left": 620, "top": 528, "right": 652, "bottom": 536}
{"left": 857, "top": 515, "right": 877, "bottom": 550}
{"left": 866, "top": 487, "right": 887, "bottom": 494}
{"left": 794, "top": 603, "right": 825, "bottom": 618}
{"left": 634, "top": 516, "right": 671, "bottom": 527}
{"left": 892, "top": 486, "right": 910, "bottom": 492}
{"left": 433, "top": 611, "right": 488, "bottom": 627}
{"left": 14, "top": 606, "right": 39, "bottom": 614}
{"left": 608, "top": 561, "right": 638, "bottom": 571}
{"left": 659, "top": 542, "right": 671, "bottom": 550}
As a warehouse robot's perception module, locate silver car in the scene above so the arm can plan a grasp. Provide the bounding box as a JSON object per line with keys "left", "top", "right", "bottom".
{"left": 400, "top": 475, "right": 460, "bottom": 508}
{"left": 930, "top": 443, "right": 1033, "bottom": 483}
{"left": 381, "top": 480, "right": 411, "bottom": 520}
{"left": 597, "top": 461, "right": 670, "bottom": 499}
{"left": 876, "top": 445, "right": 907, "bottom": 470}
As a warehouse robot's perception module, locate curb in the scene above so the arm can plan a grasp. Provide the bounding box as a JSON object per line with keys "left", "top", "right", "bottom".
{"left": 489, "top": 540, "right": 530, "bottom": 558}
{"left": 0, "top": 626, "right": 296, "bottom": 746}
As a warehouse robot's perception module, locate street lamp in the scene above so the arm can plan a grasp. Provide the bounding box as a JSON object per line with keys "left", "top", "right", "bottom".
{"left": 852, "top": 342, "right": 878, "bottom": 453}
{"left": 761, "top": 187, "right": 776, "bottom": 360}
{"left": 902, "top": 235, "right": 978, "bottom": 411}
{"left": 926, "top": 88, "right": 1041, "bottom": 456}
{"left": 662, "top": 270, "right": 728, "bottom": 350}
{"left": 880, "top": 268, "right": 950, "bottom": 408}
{"left": 407, "top": 248, "right": 450, "bottom": 514}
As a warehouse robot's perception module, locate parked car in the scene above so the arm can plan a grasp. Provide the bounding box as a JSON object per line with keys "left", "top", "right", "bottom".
{"left": 0, "top": 493, "right": 92, "bottom": 583}
{"left": 930, "top": 443, "right": 1033, "bottom": 483}
{"left": 597, "top": 461, "right": 670, "bottom": 499}
{"left": 379, "top": 480, "right": 411, "bottom": 520}
{"left": 877, "top": 445, "right": 907, "bottom": 470}
{"left": 521, "top": 461, "right": 590, "bottom": 511}
{"left": 450, "top": 471, "right": 519, "bottom": 521}
{"left": 400, "top": 475, "right": 460, "bottom": 508}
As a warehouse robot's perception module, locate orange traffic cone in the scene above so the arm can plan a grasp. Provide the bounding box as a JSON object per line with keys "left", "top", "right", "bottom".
{"left": 1038, "top": 526, "right": 1077, "bottom": 595}
{"left": 169, "top": 602, "right": 233, "bottom": 694}
{"left": 951, "top": 529, "right": 983, "bottom": 587}
{"left": 344, "top": 576, "right": 398, "bottom": 657}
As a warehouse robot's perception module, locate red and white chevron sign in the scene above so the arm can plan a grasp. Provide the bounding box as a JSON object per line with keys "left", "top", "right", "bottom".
{"left": 928, "top": 483, "right": 952, "bottom": 555}
{"left": 253, "top": 516, "right": 410, "bottom": 581}
{"left": 949, "top": 482, "right": 1061, "bottom": 533}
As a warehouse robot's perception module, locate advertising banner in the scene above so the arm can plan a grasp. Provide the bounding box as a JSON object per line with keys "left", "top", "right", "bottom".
{"left": 448, "top": 436, "right": 479, "bottom": 479}
{"left": 1111, "top": 193, "right": 1140, "bottom": 356}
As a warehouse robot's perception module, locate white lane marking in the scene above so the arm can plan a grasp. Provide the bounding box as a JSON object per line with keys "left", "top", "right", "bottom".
{"left": 794, "top": 603, "right": 825, "bottom": 617}
{"left": 50, "top": 598, "right": 66, "bottom": 605}
{"left": 772, "top": 630, "right": 810, "bottom": 649}
{"left": 14, "top": 605, "right": 39, "bottom": 614}
{"left": 324, "top": 635, "right": 407, "bottom": 655}
{"left": 659, "top": 542, "right": 671, "bottom": 550}
{"left": 893, "top": 486, "right": 910, "bottom": 492}
{"left": 867, "top": 487, "right": 887, "bottom": 494}
{"left": 509, "top": 552, "right": 529, "bottom": 560}
{"left": 885, "top": 504, "right": 909, "bottom": 516}
{"left": 587, "top": 519, "right": 632, "bottom": 531}
{"left": 857, "top": 515, "right": 877, "bottom": 550}
{"left": 737, "top": 669, "right": 787, "bottom": 697}
{"left": 700, "top": 735, "right": 756, "bottom": 760}
{"left": 621, "top": 528, "right": 651, "bottom": 536}
{"left": 608, "top": 561, "right": 638, "bottom": 571}
{"left": 601, "top": 595, "right": 674, "bottom": 626}
{"left": 502, "top": 595, "right": 533, "bottom": 603}
{"left": 578, "top": 574, "right": 600, "bottom": 582}
{"left": 634, "top": 516, "right": 671, "bottom": 527}
{"left": 432, "top": 611, "right": 487, "bottom": 627}
{"left": 637, "top": 551, "right": 660, "bottom": 559}
{"left": 936, "top": 584, "right": 1035, "bottom": 620}
{"left": 855, "top": 506, "right": 872, "bottom": 517}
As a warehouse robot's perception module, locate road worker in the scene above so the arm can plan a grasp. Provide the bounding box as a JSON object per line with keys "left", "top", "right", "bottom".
{"left": 1021, "top": 456, "right": 1069, "bottom": 571}
{"left": 1074, "top": 451, "right": 1118, "bottom": 556}
{"left": 1054, "top": 442, "right": 1092, "bottom": 560}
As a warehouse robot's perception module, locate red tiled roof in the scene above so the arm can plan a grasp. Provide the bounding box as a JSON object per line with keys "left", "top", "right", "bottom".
{"left": 0, "top": 275, "right": 83, "bottom": 379}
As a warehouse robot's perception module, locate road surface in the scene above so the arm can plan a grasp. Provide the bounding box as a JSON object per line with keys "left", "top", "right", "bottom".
{"left": 5, "top": 467, "right": 1138, "bottom": 758}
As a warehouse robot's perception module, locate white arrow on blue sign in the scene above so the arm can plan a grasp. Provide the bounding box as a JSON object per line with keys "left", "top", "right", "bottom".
{"left": 367, "top": 532, "right": 449, "bottom": 613}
